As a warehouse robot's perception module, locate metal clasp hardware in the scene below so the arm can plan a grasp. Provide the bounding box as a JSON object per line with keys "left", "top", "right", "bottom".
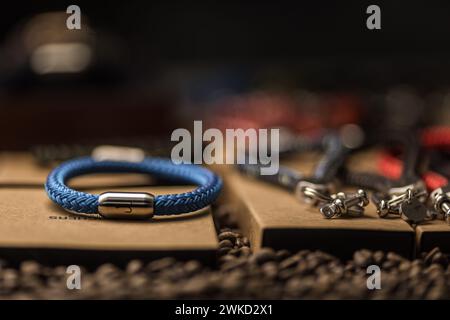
{"left": 295, "top": 181, "right": 333, "bottom": 206}
{"left": 320, "top": 189, "right": 369, "bottom": 219}
{"left": 376, "top": 181, "right": 428, "bottom": 224}
{"left": 92, "top": 145, "right": 145, "bottom": 163}
{"left": 296, "top": 181, "right": 369, "bottom": 219}
{"left": 430, "top": 188, "right": 450, "bottom": 224}
{"left": 98, "top": 192, "right": 154, "bottom": 219}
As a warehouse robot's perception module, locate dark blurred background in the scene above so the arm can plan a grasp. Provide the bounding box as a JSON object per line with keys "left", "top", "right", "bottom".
{"left": 1, "top": 0, "right": 450, "bottom": 149}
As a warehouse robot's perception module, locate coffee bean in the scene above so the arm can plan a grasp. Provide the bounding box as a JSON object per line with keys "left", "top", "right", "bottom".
{"left": 328, "top": 262, "right": 344, "bottom": 278}
{"left": 250, "top": 248, "right": 275, "bottom": 265}
{"left": 20, "top": 274, "right": 43, "bottom": 290}
{"left": 218, "top": 231, "right": 237, "bottom": 243}
{"left": 344, "top": 262, "right": 356, "bottom": 273}
{"left": 9, "top": 292, "right": 35, "bottom": 300}
{"left": 314, "top": 273, "right": 336, "bottom": 293}
{"left": 285, "top": 276, "right": 313, "bottom": 296}
{"left": 425, "top": 264, "right": 444, "bottom": 277}
{"left": 146, "top": 257, "right": 176, "bottom": 272}
{"left": 20, "top": 261, "right": 41, "bottom": 276}
{"left": 278, "top": 267, "right": 297, "bottom": 280}
{"left": 221, "top": 258, "right": 247, "bottom": 272}
{"left": 381, "top": 252, "right": 405, "bottom": 271}
{"left": 126, "top": 260, "right": 143, "bottom": 274}
{"left": 220, "top": 270, "right": 244, "bottom": 291}
{"left": 424, "top": 247, "right": 441, "bottom": 265}
{"left": 219, "top": 254, "right": 236, "bottom": 264}
{"left": 261, "top": 262, "right": 278, "bottom": 279}
{"left": 297, "top": 250, "right": 312, "bottom": 258}
{"left": 279, "top": 255, "right": 301, "bottom": 270}
{"left": 183, "top": 260, "right": 202, "bottom": 275}
{"left": 219, "top": 239, "right": 233, "bottom": 249}
{"left": 412, "top": 259, "right": 424, "bottom": 267}
{"left": 398, "top": 261, "right": 411, "bottom": 272}
{"left": 353, "top": 249, "right": 373, "bottom": 268}
{"left": 180, "top": 276, "right": 209, "bottom": 297}
{"left": 239, "top": 246, "right": 251, "bottom": 257}
{"left": 431, "top": 252, "right": 449, "bottom": 267}
{"left": 382, "top": 260, "right": 397, "bottom": 270}
{"left": 314, "top": 251, "right": 336, "bottom": 264}
{"left": 164, "top": 263, "right": 188, "bottom": 282}
{"left": 426, "top": 283, "right": 447, "bottom": 299}
{"left": 127, "top": 274, "right": 148, "bottom": 289}
{"left": 284, "top": 277, "right": 304, "bottom": 294}
{"left": 275, "top": 249, "right": 291, "bottom": 262}
{"left": 52, "top": 266, "right": 67, "bottom": 278}
{"left": 0, "top": 259, "right": 7, "bottom": 270}
{"left": 96, "top": 263, "right": 120, "bottom": 279}
{"left": 217, "top": 247, "right": 232, "bottom": 256}
{"left": 373, "top": 250, "right": 385, "bottom": 264}
{"left": 152, "top": 282, "right": 177, "bottom": 299}
{"left": 1, "top": 268, "right": 19, "bottom": 291}
{"left": 228, "top": 248, "right": 240, "bottom": 256}
{"left": 412, "top": 280, "right": 430, "bottom": 299}
{"left": 214, "top": 205, "right": 238, "bottom": 229}
{"left": 305, "top": 256, "right": 321, "bottom": 271}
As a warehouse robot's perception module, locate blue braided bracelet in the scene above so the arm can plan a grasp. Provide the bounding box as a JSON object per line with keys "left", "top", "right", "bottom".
{"left": 45, "top": 157, "right": 223, "bottom": 219}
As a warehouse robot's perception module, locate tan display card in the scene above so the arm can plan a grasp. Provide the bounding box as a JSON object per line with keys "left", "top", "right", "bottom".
{"left": 0, "top": 152, "right": 155, "bottom": 187}
{"left": 0, "top": 152, "right": 51, "bottom": 185}
{"left": 223, "top": 151, "right": 415, "bottom": 258}
{"left": 0, "top": 153, "right": 218, "bottom": 265}
{"left": 416, "top": 221, "right": 450, "bottom": 253}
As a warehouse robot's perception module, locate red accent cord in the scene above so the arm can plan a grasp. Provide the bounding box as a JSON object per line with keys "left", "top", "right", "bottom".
{"left": 421, "top": 126, "right": 450, "bottom": 149}
{"left": 377, "top": 126, "right": 450, "bottom": 191}
{"left": 378, "top": 151, "right": 448, "bottom": 191}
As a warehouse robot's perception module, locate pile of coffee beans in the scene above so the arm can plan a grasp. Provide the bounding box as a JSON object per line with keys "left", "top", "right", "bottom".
{"left": 0, "top": 205, "right": 449, "bottom": 299}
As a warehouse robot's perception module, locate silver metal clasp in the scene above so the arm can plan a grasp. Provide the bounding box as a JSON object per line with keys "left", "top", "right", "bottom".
{"left": 92, "top": 145, "right": 145, "bottom": 163}
{"left": 319, "top": 189, "right": 369, "bottom": 219}
{"left": 430, "top": 187, "right": 450, "bottom": 224}
{"left": 296, "top": 181, "right": 369, "bottom": 219}
{"left": 376, "top": 181, "right": 429, "bottom": 224}
{"left": 98, "top": 192, "right": 154, "bottom": 219}
{"left": 295, "top": 181, "right": 334, "bottom": 206}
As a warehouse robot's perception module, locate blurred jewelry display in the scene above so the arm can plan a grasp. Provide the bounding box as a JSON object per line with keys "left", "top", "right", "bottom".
{"left": 377, "top": 127, "right": 450, "bottom": 224}
{"left": 238, "top": 126, "right": 369, "bottom": 219}
{"left": 342, "top": 131, "right": 429, "bottom": 224}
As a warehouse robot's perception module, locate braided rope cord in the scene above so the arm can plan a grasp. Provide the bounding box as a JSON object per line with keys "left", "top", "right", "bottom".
{"left": 422, "top": 126, "right": 450, "bottom": 148}
{"left": 371, "top": 130, "right": 422, "bottom": 186}
{"left": 341, "top": 169, "right": 392, "bottom": 192}
{"left": 45, "top": 157, "right": 223, "bottom": 215}
{"left": 378, "top": 151, "right": 449, "bottom": 191}
{"left": 238, "top": 132, "right": 348, "bottom": 191}
{"left": 237, "top": 163, "right": 302, "bottom": 191}
{"left": 312, "top": 133, "right": 349, "bottom": 184}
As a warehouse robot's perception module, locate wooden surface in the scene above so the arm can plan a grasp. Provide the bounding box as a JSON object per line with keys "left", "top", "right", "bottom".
{"left": 416, "top": 220, "right": 450, "bottom": 253}
{"left": 223, "top": 151, "right": 416, "bottom": 259}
